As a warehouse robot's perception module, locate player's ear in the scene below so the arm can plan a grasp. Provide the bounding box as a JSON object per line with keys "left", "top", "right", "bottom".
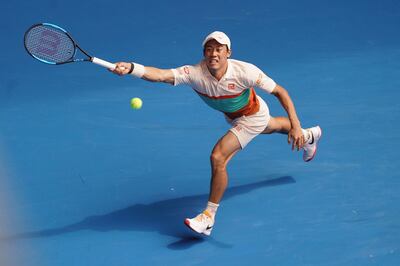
{"left": 227, "top": 47, "right": 232, "bottom": 58}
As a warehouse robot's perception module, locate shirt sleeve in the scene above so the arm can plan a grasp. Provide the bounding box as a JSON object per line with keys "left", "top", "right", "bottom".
{"left": 245, "top": 63, "right": 277, "bottom": 94}
{"left": 171, "top": 65, "right": 195, "bottom": 86}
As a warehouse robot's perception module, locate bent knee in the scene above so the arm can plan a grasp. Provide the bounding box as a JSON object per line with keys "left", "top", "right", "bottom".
{"left": 210, "top": 150, "right": 227, "bottom": 167}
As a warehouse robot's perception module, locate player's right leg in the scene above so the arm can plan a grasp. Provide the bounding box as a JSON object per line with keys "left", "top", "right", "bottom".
{"left": 184, "top": 131, "right": 241, "bottom": 236}
{"left": 184, "top": 210, "right": 215, "bottom": 236}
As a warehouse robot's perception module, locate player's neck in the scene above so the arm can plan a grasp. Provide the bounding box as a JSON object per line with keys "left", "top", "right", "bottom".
{"left": 208, "top": 64, "right": 228, "bottom": 81}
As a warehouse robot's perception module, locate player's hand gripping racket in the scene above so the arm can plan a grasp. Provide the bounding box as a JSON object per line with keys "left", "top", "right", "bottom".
{"left": 24, "top": 23, "right": 116, "bottom": 70}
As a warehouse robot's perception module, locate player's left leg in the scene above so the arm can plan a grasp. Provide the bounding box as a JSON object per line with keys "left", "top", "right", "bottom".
{"left": 261, "top": 116, "right": 291, "bottom": 134}
{"left": 208, "top": 131, "right": 242, "bottom": 203}
{"left": 184, "top": 131, "right": 241, "bottom": 236}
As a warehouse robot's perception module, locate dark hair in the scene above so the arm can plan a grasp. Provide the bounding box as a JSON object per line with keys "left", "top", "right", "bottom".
{"left": 202, "top": 44, "right": 230, "bottom": 54}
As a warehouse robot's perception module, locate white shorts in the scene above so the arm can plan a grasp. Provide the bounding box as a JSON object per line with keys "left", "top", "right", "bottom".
{"left": 225, "top": 96, "right": 270, "bottom": 148}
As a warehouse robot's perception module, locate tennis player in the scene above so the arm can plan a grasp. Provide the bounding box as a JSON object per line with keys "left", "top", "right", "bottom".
{"left": 111, "top": 31, "right": 322, "bottom": 236}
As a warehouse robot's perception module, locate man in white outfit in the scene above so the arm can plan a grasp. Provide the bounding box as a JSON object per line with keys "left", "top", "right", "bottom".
{"left": 111, "top": 31, "right": 322, "bottom": 236}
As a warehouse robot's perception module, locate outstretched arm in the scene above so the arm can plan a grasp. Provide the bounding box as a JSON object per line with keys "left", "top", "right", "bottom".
{"left": 271, "top": 84, "right": 305, "bottom": 150}
{"left": 111, "top": 62, "right": 175, "bottom": 85}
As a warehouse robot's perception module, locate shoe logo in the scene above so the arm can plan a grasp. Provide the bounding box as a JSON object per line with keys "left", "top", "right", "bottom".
{"left": 206, "top": 225, "right": 213, "bottom": 230}
{"left": 309, "top": 133, "right": 315, "bottom": 145}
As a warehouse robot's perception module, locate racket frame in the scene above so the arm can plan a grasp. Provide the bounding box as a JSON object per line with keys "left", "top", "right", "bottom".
{"left": 24, "top": 23, "right": 115, "bottom": 69}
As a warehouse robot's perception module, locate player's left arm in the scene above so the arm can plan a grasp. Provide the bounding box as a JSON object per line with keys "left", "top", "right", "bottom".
{"left": 271, "top": 84, "right": 305, "bottom": 150}
{"left": 247, "top": 63, "right": 305, "bottom": 150}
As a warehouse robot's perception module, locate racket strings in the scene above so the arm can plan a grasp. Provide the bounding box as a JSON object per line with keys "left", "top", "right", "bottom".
{"left": 25, "top": 25, "right": 75, "bottom": 64}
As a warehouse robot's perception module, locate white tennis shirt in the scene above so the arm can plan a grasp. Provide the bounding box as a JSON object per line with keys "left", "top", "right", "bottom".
{"left": 172, "top": 59, "right": 276, "bottom": 119}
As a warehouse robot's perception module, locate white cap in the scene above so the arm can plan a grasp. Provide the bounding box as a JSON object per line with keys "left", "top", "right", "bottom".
{"left": 202, "top": 31, "right": 231, "bottom": 50}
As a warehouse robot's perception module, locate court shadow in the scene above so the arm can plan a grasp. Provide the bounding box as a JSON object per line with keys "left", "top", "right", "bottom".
{"left": 1, "top": 176, "right": 295, "bottom": 250}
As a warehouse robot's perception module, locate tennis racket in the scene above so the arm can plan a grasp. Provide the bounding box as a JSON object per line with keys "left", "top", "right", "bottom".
{"left": 24, "top": 23, "right": 116, "bottom": 69}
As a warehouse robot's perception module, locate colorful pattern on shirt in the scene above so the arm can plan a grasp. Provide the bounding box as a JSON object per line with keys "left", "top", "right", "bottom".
{"left": 172, "top": 59, "right": 276, "bottom": 118}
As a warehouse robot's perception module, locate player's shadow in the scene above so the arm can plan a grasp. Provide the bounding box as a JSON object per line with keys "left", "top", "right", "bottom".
{"left": 1, "top": 176, "right": 295, "bottom": 250}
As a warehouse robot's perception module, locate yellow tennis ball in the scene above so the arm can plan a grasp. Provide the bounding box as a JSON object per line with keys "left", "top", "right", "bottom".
{"left": 130, "top": 97, "right": 143, "bottom": 109}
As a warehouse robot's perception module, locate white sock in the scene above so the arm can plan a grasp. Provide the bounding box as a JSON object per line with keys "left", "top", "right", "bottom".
{"left": 205, "top": 201, "right": 219, "bottom": 219}
{"left": 302, "top": 128, "right": 312, "bottom": 143}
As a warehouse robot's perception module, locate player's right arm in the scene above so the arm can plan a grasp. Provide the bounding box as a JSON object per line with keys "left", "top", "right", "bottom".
{"left": 112, "top": 62, "right": 175, "bottom": 85}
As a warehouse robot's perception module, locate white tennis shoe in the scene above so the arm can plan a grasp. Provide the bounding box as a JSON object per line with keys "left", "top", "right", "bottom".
{"left": 184, "top": 210, "right": 214, "bottom": 236}
{"left": 303, "top": 126, "right": 322, "bottom": 162}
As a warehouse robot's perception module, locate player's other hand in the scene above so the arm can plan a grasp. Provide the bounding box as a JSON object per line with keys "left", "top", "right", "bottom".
{"left": 288, "top": 127, "right": 305, "bottom": 151}
{"left": 110, "top": 62, "right": 132, "bottom": 75}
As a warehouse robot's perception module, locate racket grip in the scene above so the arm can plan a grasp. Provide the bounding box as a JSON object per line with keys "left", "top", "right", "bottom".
{"left": 91, "top": 57, "right": 116, "bottom": 70}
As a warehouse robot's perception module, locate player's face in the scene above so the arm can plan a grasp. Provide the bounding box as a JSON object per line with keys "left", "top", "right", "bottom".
{"left": 203, "top": 40, "right": 231, "bottom": 72}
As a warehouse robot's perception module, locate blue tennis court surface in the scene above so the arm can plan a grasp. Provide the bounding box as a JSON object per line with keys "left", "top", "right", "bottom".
{"left": 1, "top": 0, "right": 400, "bottom": 265}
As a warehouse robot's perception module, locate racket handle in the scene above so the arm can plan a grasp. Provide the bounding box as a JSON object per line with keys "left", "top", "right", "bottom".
{"left": 91, "top": 57, "right": 116, "bottom": 70}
